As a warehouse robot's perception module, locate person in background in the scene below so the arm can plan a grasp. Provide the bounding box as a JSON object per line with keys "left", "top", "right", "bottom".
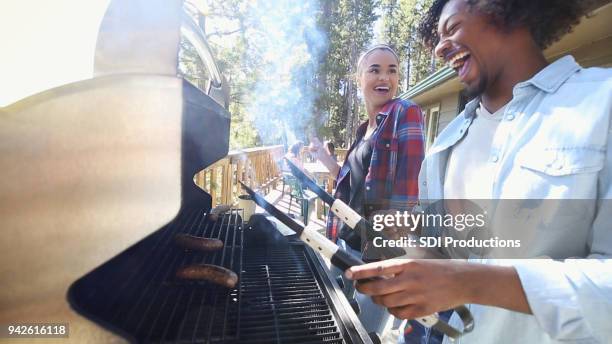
{"left": 309, "top": 44, "right": 426, "bottom": 340}
{"left": 324, "top": 140, "right": 337, "bottom": 162}
{"left": 346, "top": 1, "right": 612, "bottom": 343}
{"left": 285, "top": 141, "right": 304, "bottom": 169}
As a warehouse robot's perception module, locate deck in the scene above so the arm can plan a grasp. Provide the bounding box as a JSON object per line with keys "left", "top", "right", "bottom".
{"left": 260, "top": 183, "right": 328, "bottom": 234}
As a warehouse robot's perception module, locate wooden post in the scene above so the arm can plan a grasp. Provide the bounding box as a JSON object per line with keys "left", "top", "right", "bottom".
{"left": 210, "top": 167, "right": 217, "bottom": 207}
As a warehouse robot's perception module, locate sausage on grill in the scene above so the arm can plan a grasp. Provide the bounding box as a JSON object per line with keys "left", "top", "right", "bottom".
{"left": 174, "top": 234, "right": 223, "bottom": 252}
{"left": 176, "top": 264, "right": 238, "bottom": 288}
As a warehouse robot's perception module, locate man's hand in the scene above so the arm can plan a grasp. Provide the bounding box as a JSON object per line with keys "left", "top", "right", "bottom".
{"left": 346, "top": 259, "right": 472, "bottom": 319}
{"left": 345, "top": 259, "right": 531, "bottom": 319}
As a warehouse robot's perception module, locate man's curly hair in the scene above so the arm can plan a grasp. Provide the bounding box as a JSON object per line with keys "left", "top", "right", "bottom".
{"left": 418, "top": 0, "right": 592, "bottom": 50}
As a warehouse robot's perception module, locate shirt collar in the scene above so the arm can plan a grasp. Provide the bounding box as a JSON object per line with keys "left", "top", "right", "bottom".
{"left": 462, "top": 55, "right": 581, "bottom": 119}
{"left": 462, "top": 97, "right": 481, "bottom": 119}
{"left": 515, "top": 55, "right": 581, "bottom": 93}
{"left": 356, "top": 113, "right": 386, "bottom": 138}
{"left": 357, "top": 99, "right": 398, "bottom": 135}
{"left": 356, "top": 121, "right": 368, "bottom": 138}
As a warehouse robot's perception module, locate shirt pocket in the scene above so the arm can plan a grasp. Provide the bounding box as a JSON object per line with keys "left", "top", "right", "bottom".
{"left": 517, "top": 147, "right": 605, "bottom": 176}
{"left": 375, "top": 138, "right": 397, "bottom": 152}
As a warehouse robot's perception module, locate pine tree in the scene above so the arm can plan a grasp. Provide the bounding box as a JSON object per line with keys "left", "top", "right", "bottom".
{"left": 379, "top": 0, "right": 441, "bottom": 91}
{"left": 315, "top": 0, "right": 378, "bottom": 147}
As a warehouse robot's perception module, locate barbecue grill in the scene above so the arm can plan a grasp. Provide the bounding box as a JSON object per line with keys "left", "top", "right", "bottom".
{"left": 69, "top": 209, "right": 372, "bottom": 343}
{"left": 1, "top": 0, "right": 373, "bottom": 342}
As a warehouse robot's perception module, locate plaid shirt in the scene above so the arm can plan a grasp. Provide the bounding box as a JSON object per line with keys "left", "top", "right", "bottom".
{"left": 326, "top": 98, "right": 425, "bottom": 242}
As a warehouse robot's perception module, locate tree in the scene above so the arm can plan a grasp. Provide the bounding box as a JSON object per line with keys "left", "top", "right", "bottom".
{"left": 178, "top": 0, "right": 438, "bottom": 150}
{"left": 379, "top": 0, "right": 441, "bottom": 91}
{"left": 315, "top": 0, "right": 378, "bottom": 147}
{"left": 197, "top": 0, "right": 329, "bottom": 148}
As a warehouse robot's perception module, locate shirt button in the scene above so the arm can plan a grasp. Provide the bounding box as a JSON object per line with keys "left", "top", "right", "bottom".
{"left": 366, "top": 186, "right": 371, "bottom": 190}
{"left": 385, "top": 143, "right": 390, "bottom": 148}
{"left": 422, "top": 181, "right": 427, "bottom": 186}
{"left": 506, "top": 114, "right": 515, "bottom": 121}
{"left": 491, "top": 155, "right": 499, "bottom": 163}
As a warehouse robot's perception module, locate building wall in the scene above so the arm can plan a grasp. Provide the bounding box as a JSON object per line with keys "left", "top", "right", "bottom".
{"left": 438, "top": 92, "right": 461, "bottom": 132}
{"left": 419, "top": 92, "right": 460, "bottom": 151}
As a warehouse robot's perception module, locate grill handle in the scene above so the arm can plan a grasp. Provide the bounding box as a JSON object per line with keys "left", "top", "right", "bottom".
{"left": 180, "top": 5, "right": 230, "bottom": 109}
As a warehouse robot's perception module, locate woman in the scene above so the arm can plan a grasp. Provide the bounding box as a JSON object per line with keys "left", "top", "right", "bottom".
{"left": 310, "top": 44, "right": 426, "bottom": 341}
{"left": 311, "top": 44, "right": 425, "bottom": 249}
{"left": 324, "top": 140, "right": 337, "bottom": 162}
{"left": 285, "top": 141, "right": 304, "bottom": 169}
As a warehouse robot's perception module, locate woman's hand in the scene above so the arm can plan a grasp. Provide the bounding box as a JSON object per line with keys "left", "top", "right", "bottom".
{"left": 308, "top": 136, "right": 340, "bottom": 178}
{"left": 345, "top": 259, "right": 531, "bottom": 319}
{"left": 308, "top": 136, "right": 323, "bottom": 153}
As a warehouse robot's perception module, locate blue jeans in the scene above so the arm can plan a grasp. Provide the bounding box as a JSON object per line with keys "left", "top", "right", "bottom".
{"left": 400, "top": 311, "right": 451, "bottom": 344}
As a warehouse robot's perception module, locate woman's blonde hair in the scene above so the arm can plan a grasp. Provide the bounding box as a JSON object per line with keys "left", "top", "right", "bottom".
{"left": 355, "top": 44, "right": 400, "bottom": 78}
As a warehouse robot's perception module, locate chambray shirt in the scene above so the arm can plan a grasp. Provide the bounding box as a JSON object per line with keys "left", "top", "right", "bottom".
{"left": 418, "top": 56, "right": 612, "bottom": 343}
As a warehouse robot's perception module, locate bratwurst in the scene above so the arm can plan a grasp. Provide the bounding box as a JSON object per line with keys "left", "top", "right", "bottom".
{"left": 176, "top": 264, "right": 238, "bottom": 288}
{"left": 174, "top": 234, "right": 223, "bottom": 252}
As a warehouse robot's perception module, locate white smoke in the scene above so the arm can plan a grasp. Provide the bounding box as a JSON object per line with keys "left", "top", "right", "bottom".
{"left": 245, "top": 0, "right": 327, "bottom": 147}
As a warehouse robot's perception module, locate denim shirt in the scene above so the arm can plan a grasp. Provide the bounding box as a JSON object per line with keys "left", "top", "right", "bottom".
{"left": 418, "top": 56, "right": 612, "bottom": 343}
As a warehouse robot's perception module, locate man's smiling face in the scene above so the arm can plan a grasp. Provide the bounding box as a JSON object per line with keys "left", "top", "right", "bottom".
{"left": 434, "top": 0, "right": 507, "bottom": 97}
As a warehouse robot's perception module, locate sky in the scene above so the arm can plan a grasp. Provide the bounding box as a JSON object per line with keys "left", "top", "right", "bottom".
{"left": 0, "top": 0, "right": 383, "bottom": 108}
{"left": 0, "top": 0, "right": 110, "bottom": 107}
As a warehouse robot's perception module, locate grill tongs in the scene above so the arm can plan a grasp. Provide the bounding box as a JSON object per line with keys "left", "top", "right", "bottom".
{"left": 239, "top": 181, "right": 474, "bottom": 340}
{"left": 285, "top": 158, "right": 405, "bottom": 259}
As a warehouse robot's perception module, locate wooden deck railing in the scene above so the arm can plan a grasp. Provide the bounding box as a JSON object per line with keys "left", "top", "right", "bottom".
{"left": 194, "top": 145, "right": 285, "bottom": 207}
{"left": 336, "top": 148, "right": 347, "bottom": 163}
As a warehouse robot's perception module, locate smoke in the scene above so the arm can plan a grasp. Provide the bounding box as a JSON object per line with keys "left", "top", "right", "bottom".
{"left": 245, "top": 0, "right": 327, "bottom": 147}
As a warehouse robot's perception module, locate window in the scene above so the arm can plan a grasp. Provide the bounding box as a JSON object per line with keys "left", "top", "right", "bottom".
{"left": 424, "top": 105, "right": 440, "bottom": 152}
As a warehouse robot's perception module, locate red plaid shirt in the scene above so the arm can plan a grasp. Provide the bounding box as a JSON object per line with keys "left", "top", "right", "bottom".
{"left": 326, "top": 98, "right": 425, "bottom": 242}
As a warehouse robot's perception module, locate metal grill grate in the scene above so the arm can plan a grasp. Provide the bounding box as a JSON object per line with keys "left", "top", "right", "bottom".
{"left": 238, "top": 247, "right": 344, "bottom": 344}
{"left": 68, "top": 207, "right": 361, "bottom": 343}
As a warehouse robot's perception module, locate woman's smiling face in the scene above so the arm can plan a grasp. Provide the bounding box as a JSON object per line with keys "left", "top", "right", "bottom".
{"left": 358, "top": 49, "right": 399, "bottom": 110}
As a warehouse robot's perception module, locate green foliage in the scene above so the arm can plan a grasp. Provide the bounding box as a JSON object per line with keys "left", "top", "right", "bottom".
{"left": 180, "top": 0, "right": 261, "bottom": 149}
{"left": 379, "top": 0, "right": 443, "bottom": 91}
{"left": 178, "top": 0, "right": 441, "bottom": 150}
{"left": 314, "top": 0, "right": 378, "bottom": 147}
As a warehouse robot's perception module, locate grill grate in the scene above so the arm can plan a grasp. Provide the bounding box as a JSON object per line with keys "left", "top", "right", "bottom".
{"left": 68, "top": 207, "right": 361, "bottom": 343}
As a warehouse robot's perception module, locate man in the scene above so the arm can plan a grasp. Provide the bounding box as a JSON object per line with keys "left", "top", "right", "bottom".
{"left": 345, "top": 0, "right": 612, "bottom": 343}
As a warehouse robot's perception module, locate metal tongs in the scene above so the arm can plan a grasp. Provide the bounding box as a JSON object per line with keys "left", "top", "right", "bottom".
{"left": 239, "top": 181, "right": 474, "bottom": 340}
{"left": 283, "top": 160, "right": 475, "bottom": 339}
{"left": 285, "top": 158, "right": 405, "bottom": 259}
